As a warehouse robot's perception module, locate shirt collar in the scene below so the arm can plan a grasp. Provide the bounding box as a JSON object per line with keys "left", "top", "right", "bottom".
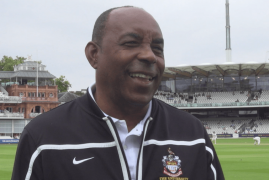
{"left": 88, "top": 83, "right": 152, "bottom": 124}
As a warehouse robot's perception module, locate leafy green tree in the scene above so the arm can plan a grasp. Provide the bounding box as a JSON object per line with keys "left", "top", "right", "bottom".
{"left": 0, "top": 56, "right": 26, "bottom": 71}
{"left": 54, "top": 75, "right": 72, "bottom": 92}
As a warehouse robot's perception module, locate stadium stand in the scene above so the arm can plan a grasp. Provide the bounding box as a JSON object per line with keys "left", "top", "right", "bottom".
{"left": 200, "top": 118, "right": 269, "bottom": 134}
{"left": 201, "top": 118, "right": 249, "bottom": 134}
{"left": 257, "top": 90, "right": 269, "bottom": 102}
{"left": 154, "top": 89, "right": 269, "bottom": 136}
{"left": 154, "top": 91, "right": 188, "bottom": 104}
{"left": 193, "top": 91, "right": 248, "bottom": 103}
{"left": 154, "top": 90, "right": 269, "bottom": 105}
{"left": 0, "top": 136, "right": 13, "bottom": 139}
{"left": 250, "top": 119, "right": 269, "bottom": 133}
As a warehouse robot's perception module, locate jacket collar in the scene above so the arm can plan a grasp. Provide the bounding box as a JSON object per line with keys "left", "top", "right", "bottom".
{"left": 76, "top": 88, "right": 105, "bottom": 119}
{"left": 88, "top": 84, "right": 152, "bottom": 125}
{"left": 76, "top": 84, "right": 157, "bottom": 121}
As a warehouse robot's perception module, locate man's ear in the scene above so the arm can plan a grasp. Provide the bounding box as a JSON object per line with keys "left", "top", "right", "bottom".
{"left": 85, "top": 41, "right": 100, "bottom": 69}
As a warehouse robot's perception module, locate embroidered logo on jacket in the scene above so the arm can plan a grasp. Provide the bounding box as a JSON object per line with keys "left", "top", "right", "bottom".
{"left": 162, "top": 148, "right": 183, "bottom": 177}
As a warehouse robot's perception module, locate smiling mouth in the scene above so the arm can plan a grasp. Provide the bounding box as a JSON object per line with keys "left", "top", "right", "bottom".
{"left": 129, "top": 73, "right": 155, "bottom": 81}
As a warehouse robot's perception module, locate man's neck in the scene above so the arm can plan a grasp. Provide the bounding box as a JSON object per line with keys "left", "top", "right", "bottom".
{"left": 92, "top": 86, "right": 150, "bottom": 132}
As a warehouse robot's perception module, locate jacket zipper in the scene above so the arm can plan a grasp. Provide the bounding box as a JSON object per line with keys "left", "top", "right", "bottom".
{"left": 102, "top": 116, "right": 130, "bottom": 180}
{"left": 136, "top": 117, "right": 153, "bottom": 180}
{"left": 103, "top": 116, "right": 153, "bottom": 180}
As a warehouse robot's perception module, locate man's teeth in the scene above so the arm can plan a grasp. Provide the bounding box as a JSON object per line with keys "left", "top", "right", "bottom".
{"left": 130, "top": 73, "right": 153, "bottom": 80}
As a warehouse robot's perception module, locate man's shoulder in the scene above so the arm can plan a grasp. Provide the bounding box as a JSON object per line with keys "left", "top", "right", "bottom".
{"left": 152, "top": 98, "right": 201, "bottom": 124}
{"left": 22, "top": 94, "right": 104, "bottom": 145}
{"left": 150, "top": 98, "right": 205, "bottom": 140}
{"left": 25, "top": 95, "right": 86, "bottom": 135}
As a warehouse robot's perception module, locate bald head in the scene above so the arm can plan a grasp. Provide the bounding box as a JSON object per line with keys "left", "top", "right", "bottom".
{"left": 91, "top": 6, "right": 160, "bottom": 47}
{"left": 92, "top": 6, "right": 133, "bottom": 46}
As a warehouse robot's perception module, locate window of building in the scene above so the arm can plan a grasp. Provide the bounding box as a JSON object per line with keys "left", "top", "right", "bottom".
{"left": 158, "top": 77, "right": 174, "bottom": 92}
{"left": 6, "top": 107, "right": 12, "bottom": 112}
{"left": 0, "top": 120, "right": 12, "bottom": 134}
{"left": 192, "top": 72, "right": 208, "bottom": 92}
{"left": 223, "top": 69, "right": 240, "bottom": 91}
{"left": 240, "top": 69, "right": 256, "bottom": 91}
{"left": 207, "top": 70, "right": 223, "bottom": 92}
{"left": 257, "top": 69, "right": 269, "bottom": 90}
{"left": 14, "top": 120, "right": 25, "bottom": 133}
{"left": 175, "top": 75, "right": 192, "bottom": 93}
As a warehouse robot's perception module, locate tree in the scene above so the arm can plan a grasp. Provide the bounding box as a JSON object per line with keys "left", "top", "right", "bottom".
{"left": 54, "top": 75, "right": 72, "bottom": 92}
{"left": 0, "top": 56, "right": 26, "bottom": 71}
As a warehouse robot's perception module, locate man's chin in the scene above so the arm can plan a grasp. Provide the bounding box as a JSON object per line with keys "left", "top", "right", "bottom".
{"left": 126, "top": 95, "right": 153, "bottom": 108}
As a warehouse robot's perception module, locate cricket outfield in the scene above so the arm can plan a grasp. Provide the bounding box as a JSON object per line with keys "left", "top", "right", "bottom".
{"left": 0, "top": 138, "right": 269, "bottom": 180}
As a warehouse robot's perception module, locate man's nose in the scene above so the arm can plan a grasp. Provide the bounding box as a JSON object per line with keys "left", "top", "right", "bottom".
{"left": 137, "top": 45, "right": 157, "bottom": 64}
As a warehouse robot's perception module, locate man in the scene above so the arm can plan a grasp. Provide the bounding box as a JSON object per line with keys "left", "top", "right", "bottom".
{"left": 212, "top": 131, "right": 217, "bottom": 144}
{"left": 253, "top": 136, "right": 261, "bottom": 145}
{"left": 12, "top": 6, "right": 224, "bottom": 180}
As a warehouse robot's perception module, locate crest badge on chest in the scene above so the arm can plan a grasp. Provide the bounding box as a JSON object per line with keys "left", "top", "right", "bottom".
{"left": 162, "top": 148, "right": 183, "bottom": 177}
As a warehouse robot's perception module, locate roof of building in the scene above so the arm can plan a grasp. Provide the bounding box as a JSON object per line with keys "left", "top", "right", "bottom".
{"left": 0, "top": 72, "right": 14, "bottom": 78}
{"left": 0, "top": 61, "right": 55, "bottom": 79}
{"left": 58, "top": 92, "right": 79, "bottom": 103}
{"left": 17, "top": 61, "right": 46, "bottom": 67}
{"left": 164, "top": 62, "right": 269, "bottom": 78}
{"left": 11, "top": 71, "right": 56, "bottom": 78}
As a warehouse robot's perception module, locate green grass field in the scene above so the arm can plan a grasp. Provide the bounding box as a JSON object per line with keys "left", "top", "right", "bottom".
{"left": 0, "top": 144, "right": 17, "bottom": 180}
{"left": 214, "top": 138, "right": 269, "bottom": 180}
{"left": 0, "top": 138, "right": 269, "bottom": 180}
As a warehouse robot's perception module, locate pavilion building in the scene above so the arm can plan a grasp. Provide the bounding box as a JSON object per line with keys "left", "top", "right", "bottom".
{"left": 0, "top": 60, "right": 59, "bottom": 138}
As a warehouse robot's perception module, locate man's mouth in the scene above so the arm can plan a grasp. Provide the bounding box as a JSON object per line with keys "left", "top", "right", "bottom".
{"left": 129, "top": 73, "right": 155, "bottom": 81}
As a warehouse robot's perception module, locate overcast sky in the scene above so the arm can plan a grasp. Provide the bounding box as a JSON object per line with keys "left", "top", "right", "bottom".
{"left": 1, "top": 0, "right": 269, "bottom": 91}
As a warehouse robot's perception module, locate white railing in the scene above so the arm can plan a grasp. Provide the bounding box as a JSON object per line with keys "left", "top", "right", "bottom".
{"left": 29, "top": 113, "right": 42, "bottom": 118}
{"left": 170, "top": 101, "right": 269, "bottom": 108}
{"left": 0, "top": 112, "right": 24, "bottom": 119}
{"left": 0, "top": 96, "right": 22, "bottom": 103}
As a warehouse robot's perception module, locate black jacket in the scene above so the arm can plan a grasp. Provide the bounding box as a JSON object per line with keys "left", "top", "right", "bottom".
{"left": 12, "top": 92, "right": 224, "bottom": 180}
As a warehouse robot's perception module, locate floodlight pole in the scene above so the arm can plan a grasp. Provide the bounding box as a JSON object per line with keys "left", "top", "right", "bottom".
{"left": 265, "top": 51, "right": 269, "bottom": 63}
{"left": 225, "top": 0, "right": 232, "bottom": 62}
{"left": 37, "top": 61, "right": 38, "bottom": 98}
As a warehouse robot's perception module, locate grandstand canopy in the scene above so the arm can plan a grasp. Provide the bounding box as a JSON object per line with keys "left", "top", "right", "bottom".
{"left": 163, "top": 62, "right": 269, "bottom": 78}
{"left": 160, "top": 62, "right": 269, "bottom": 93}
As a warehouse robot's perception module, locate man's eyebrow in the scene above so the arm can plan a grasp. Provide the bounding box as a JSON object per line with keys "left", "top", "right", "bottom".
{"left": 119, "top": 33, "right": 164, "bottom": 45}
{"left": 120, "top": 32, "right": 143, "bottom": 40}
{"left": 152, "top": 38, "right": 164, "bottom": 45}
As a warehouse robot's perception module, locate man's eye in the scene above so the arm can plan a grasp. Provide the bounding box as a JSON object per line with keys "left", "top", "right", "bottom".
{"left": 124, "top": 41, "right": 138, "bottom": 46}
{"left": 153, "top": 46, "right": 163, "bottom": 52}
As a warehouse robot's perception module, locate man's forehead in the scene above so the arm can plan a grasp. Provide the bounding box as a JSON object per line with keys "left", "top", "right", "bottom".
{"left": 109, "top": 7, "right": 149, "bottom": 20}
{"left": 106, "top": 7, "right": 162, "bottom": 37}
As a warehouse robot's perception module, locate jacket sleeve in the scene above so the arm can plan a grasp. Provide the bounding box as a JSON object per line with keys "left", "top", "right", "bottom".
{"left": 204, "top": 130, "right": 225, "bottom": 180}
{"left": 12, "top": 128, "right": 44, "bottom": 180}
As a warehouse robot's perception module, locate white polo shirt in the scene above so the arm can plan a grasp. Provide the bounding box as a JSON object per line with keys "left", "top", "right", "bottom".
{"left": 88, "top": 85, "right": 152, "bottom": 180}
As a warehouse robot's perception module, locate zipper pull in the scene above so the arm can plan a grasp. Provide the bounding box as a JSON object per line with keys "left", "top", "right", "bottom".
{"left": 137, "top": 117, "right": 153, "bottom": 180}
